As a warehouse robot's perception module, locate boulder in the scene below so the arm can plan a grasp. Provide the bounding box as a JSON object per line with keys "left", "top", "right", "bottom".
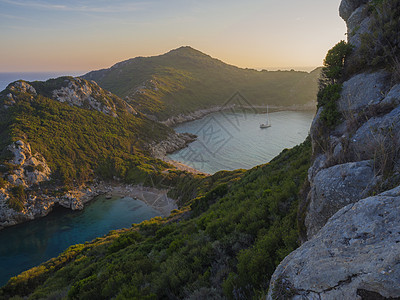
{"left": 346, "top": 5, "right": 371, "bottom": 49}
{"left": 339, "top": 0, "right": 369, "bottom": 21}
{"left": 306, "top": 160, "right": 378, "bottom": 238}
{"left": 268, "top": 186, "right": 400, "bottom": 299}
{"left": 349, "top": 106, "right": 400, "bottom": 162}
{"left": 338, "top": 71, "right": 389, "bottom": 113}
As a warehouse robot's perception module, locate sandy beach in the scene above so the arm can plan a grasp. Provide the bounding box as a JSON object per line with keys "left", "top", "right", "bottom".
{"left": 100, "top": 183, "right": 178, "bottom": 217}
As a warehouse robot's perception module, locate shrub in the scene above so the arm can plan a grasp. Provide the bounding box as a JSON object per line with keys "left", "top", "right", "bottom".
{"left": 321, "top": 40, "right": 353, "bottom": 84}
{"left": 0, "top": 176, "right": 7, "bottom": 189}
{"left": 359, "top": 0, "right": 400, "bottom": 80}
{"left": 317, "top": 41, "right": 352, "bottom": 128}
{"left": 7, "top": 185, "right": 26, "bottom": 212}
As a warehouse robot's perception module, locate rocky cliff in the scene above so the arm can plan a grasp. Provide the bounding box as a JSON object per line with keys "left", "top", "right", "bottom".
{"left": 268, "top": 0, "right": 400, "bottom": 298}
{"left": 0, "top": 139, "right": 106, "bottom": 229}
{"left": 0, "top": 76, "right": 188, "bottom": 229}
{"left": 4, "top": 77, "right": 137, "bottom": 117}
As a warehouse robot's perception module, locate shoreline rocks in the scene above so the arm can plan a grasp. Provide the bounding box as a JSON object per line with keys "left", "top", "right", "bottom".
{"left": 161, "top": 103, "right": 316, "bottom": 127}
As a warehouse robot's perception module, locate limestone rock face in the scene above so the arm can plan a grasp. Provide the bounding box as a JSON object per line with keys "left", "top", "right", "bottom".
{"left": 267, "top": 0, "right": 400, "bottom": 298}
{"left": 151, "top": 132, "right": 197, "bottom": 159}
{"left": 267, "top": 187, "right": 400, "bottom": 300}
{"left": 346, "top": 4, "right": 371, "bottom": 48}
{"left": 51, "top": 78, "right": 121, "bottom": 117}
{"left": 161, "top": 105, "right": 234, "bottom": 127}
{"left": 339, "top": 0, "right": 368, "bottom": 21}
{"left": 9, "top": 81, "right": 37, "bottom": 96}
{"left": 6, "top": 140, "right": 51, "bottom": 187}
{"left": 305, "top": 3, "right": 399, "bottom": 240}
{"left": 305, "top": 160, "right": 378, "bottom": 238}
{"left": 338, "top": 71, "right": 389, "bottom": 113}
{"left": 0, "top": 185, "right": 102, "bottom": 230}
{"left": 349, "top": 106, "right": 400, "bottom": 163}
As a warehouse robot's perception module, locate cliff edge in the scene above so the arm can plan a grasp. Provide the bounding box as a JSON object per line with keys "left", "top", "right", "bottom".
{"left": 268, "top": 0, "right": 400, "bottom": 298}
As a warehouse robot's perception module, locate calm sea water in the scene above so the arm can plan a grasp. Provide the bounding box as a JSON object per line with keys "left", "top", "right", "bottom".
{"left": 168, "top": 110, "right": 315, "bottom": 174}
{"left": 0, "top": 72, "right": 85, "bottom": 92}
{"left": 0, "top": 196, "right": 161, "bottom": 286}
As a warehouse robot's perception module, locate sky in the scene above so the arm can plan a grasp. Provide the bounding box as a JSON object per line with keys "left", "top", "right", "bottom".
{"left": 0, "top": 0, "right": 347, "bottom": 73}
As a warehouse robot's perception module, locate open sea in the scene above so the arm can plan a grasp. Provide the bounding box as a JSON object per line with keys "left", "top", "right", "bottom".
{"left": 0, "top": 72, "right": 85, "bottom": 92}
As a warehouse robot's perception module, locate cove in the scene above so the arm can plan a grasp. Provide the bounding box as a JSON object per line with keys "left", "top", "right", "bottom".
{"left": 168, "top": 110, "right": 315, "bottom": 174}
{"left": 0, "top": 195, "right": 161, "bottom": 286}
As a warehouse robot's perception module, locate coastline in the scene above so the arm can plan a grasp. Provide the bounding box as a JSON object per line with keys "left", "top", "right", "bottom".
{"left": 155, "top": 103, "right": 316, "bottom": 175}
{"left": 99, "top": 183, "right": 177, "bottom": 217}
{"left": 161, "top": 102, "right": 316, "bottom": 127}
{"left": 0, "top": 181, "right": 177, "bottom": 231}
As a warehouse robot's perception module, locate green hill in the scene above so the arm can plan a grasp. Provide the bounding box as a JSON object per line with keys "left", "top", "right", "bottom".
{"left": 0, "top": 139, "right": 311, "bottom": 299}
{"left": 83, "top": 46, "right": 320, "bottom": 121}
{"left": 0, "top": 77, "right": 180, "bottom": 206}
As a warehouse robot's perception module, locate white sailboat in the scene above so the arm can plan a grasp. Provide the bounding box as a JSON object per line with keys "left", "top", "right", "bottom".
{"left": 260, "top": 105, "right": 271, "bottom": 128}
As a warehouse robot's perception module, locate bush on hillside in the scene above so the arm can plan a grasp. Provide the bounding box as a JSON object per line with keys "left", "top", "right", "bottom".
{"left": 359, "top": 0, "right": 400, "bottom": 80}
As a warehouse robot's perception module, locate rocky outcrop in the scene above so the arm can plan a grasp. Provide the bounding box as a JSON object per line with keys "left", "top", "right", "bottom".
{"left": 0, "top": 182, "right": 108, "bottom": 230}
{"left": 267, "top": 186, "right": 400, "bottom": 300}
{"left": 338, "top": 71, "right": 389, "bottom": 112}
{"left": 150, "top": 132, "right": 197, "bottom": 159}
{"left": 2, "top": 78, "right": 137, "bottom": 117}
{"left": 305, "top": 160, "right": 378, "bottom": 237}
{"left": 51, "top": 77, "right": 136, "bottom": 117}
{"left": 0, "top": 140, "right": 109, "bottom": 229}
{"left": 5, "top": 140, "right": 51, "bottom": 187}
{"left": 268, "top": 0, "right": 400, "bottom": 298}
{"left": 339, "top": 0, "right": 368, "bottom": 21}
{"left": 161, "top": 106, "right": 233, "bottom": 127}
{"left": 306, "top": 71, "right": 400, "bottom": 238}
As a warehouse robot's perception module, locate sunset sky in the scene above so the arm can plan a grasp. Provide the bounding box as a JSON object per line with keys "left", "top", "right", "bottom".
{"left": 0, "top": 0, "right": 346, "bottom": 72}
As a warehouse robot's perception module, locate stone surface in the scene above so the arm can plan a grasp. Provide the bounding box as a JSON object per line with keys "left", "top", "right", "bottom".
{"left": 52, "top": 78, "right": 119, "bottom": 117}
{"left": 381, "top": 84, "right": 400, "bottom": 107}
{"left": 0, "top": 184, "right": 104, "bottom": 230}
{"left": 346, "top": 5, "right": 371, "bottom": 49}
{"left": 6, "top": 140, "right": 51, "bottom": 187}
{"left": 349, "top": 106, "right": 400, "bottom": 162}
{"left": 150, "top": 132, "right": 197, "bottom": 159}
{"left": 269, "top": 1, "right": 400, "bottom": 298}
{"left": 9, "top": 81, "right": 37, "bottom": 96}
{"left": 338, "top": 71, "right": 389, "bottom": 113}
{"left": 306, "top": 160, "right": 378, "bottom": 238}
{"left": 339, "top": 0, "right": 369, "bottom": 21}
{"left": 161, "top": 105, "right": 234, "bottom": 127}
{"left": 268, "top": 187, "right": 400, "bottom": 299}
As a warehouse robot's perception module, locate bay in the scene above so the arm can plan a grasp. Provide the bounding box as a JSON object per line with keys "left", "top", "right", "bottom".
{"left": 0, "top": 195, "right": 161, "bottom": 286}
{"left": 168, "top": 110, "right": 315, "bottom": 174}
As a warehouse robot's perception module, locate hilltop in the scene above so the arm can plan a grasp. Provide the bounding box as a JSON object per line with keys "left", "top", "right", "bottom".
{"left": 0, "top": 77, "right": 194, "bottom": 229}
{"left": 83, "top": 46, "right": 320, "bottom": 122}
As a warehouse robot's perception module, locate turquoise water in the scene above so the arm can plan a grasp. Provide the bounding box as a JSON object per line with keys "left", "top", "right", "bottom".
{"left": 168, "top": 110, "right": 315, "bottom": 174}
{"left": 0, "top": 196, "right": 161, "bottom": 286}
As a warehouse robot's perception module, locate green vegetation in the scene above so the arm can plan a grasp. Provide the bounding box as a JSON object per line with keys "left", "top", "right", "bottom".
{"left": 359, "top": 0, "right": 400, "bottom": 80}
{"left": 0, "top": 78, "right": 175, "bottom": 188}
{"left": 0, "top": 139, "right": 311, "bottom": 299}
{"left": 317, "top": 41, "right": 352, "bottom": 129}
{"left": 7, "top": 185, "right": 26, "bottom": 212}
{"left": 83, "top": 46, "right": 320, "bottom": 121}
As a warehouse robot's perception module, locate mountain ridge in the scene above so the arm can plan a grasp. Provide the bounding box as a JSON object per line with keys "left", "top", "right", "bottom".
{"left": 83, "top": 46, "right": 320, "bottom": 121}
